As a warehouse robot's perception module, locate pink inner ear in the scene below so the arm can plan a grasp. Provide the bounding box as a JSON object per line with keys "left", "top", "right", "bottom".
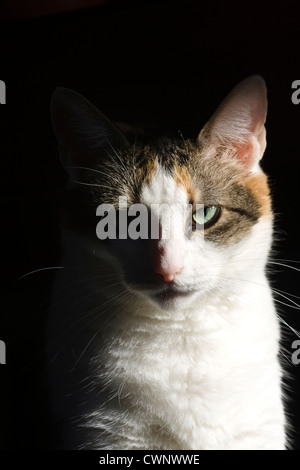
{"left": 236, "top": 124, "right": 266, "bottom": 170}
{"left": 199, "top": 76, "right": 268, "bottom": 171}
{"left": 236, "top": 139, "right": 256, "bottom": 170}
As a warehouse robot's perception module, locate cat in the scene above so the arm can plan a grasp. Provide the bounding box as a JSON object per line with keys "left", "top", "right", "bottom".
{"left": 47, "top": 76, "right": 287, "bottom": 450}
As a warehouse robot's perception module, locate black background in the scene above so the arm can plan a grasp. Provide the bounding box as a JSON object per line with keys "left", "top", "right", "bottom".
{"left": 0, "top": 0, "right": 300, "bottom": 450}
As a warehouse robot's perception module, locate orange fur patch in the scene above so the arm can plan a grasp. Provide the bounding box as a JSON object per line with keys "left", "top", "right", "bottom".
{"left": 142, "top": 157, "right": 158, "bottom": 187}
{"left": 173, "top": 165, "right": 196, "bottom": 202}
{"left": 245, "top": 173, "right": 272, "bottom": 219}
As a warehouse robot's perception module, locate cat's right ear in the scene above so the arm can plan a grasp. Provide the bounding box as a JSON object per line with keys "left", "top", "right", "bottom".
{"left": 51, "top": 87, "right": 128, "bottom": 176}
{"left": 198, "top": 76, "right": 267, "bottom": 173}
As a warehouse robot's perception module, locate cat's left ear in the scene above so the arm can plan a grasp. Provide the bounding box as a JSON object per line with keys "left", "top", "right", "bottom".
{"left": 198, "top": 76, "right": 267, "bottom": 172}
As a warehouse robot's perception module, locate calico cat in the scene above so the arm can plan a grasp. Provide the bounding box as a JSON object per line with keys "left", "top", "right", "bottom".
{"left": 48, "top": 76, "right": 286, "bottom": 449}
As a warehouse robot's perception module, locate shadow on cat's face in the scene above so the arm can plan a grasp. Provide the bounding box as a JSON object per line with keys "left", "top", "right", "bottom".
{"left": 104, "top": 235, "right": 201, "bottom": 311}
{"left": 52, "top": 77, "right": 272, "bottom": 313}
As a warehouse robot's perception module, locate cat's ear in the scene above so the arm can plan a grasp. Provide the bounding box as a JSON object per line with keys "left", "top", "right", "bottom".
{"left": 198, "top": 76, "right": 267, "bottom": 172}
{"left": 51, "top": 87, "right": 128, "bottom": 175}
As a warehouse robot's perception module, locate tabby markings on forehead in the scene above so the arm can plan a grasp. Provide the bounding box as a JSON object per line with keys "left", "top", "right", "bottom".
{"left": 82, "top": 136, "right": 271, "bottom": 248}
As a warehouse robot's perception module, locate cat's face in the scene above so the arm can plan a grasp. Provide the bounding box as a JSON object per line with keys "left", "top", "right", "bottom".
{"left": 51, "top": 76, "right": 272, "bottom": 313}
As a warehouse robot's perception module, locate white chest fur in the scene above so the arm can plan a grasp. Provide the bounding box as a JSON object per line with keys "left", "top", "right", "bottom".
{"left": 98, "top": 278, "right": 285, "bottom": 450}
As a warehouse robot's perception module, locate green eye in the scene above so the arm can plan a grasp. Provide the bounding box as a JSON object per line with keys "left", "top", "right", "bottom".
{"left": 192, "top": 206, "right": 221, "bottom": 230}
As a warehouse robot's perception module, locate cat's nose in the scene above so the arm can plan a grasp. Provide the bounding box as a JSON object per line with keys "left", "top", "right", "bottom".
{"left": 155, "top": 266, "right": 178, "bottom": 284}
{"left": 152, "top": 240, "right": 184, "bottom": 283}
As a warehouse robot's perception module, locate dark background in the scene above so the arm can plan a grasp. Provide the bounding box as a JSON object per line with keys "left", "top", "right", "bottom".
{"left": 0, "top": 0, "right": 300, "bottom": 450}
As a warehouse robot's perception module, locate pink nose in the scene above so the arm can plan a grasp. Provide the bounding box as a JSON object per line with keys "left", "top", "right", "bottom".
{"left": 152, "top": 240, "right": 184, "bottom": 283}
{"left": 155, "top": 266, "right": 177, "bottom": 284}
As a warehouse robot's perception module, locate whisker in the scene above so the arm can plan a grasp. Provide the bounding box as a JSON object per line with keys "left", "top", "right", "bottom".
{"left": 274, "top": 259, "right": 300, "bottom": 265}
{"left": 47, "top": 286, "right": 132, "bottom": 368}
{"left": 104, "top": 137, "right": 138, "bottom": 192}
{"left": 215, "top": 273, "right": 300, "bottom": 308}
{"left": 273, "top": 288, "right": 300, "bottom": 300}
{"left": 71, "top": 329, "right": 102, "bottom": 371}
{"left": 275, "top": 299, "right": 300, "bottom": 311}
{"left": 52, "top": 275, "right": 124, "bottom": 324}
{"left": 272, "top": 288, "right": 300, "bottom": 309}
{"left": 130, "top": 137, "right": 139, "bottom": 191}
{"left": 71, "top": 179, "right": 113, "bottom": 190}
{"left": 104, "top": 137, "right": 129, "bottom": 175}
{"left": 17, "top": 266, "right": 64, "bottom": 281}
{"left": 207, "top": 273, "right": 300, "bottom": 340}
{"left": 67, "top": 166, "right": 116, "bottom": 181}
{"left": 268, "top": 261, "right": 300, "bottom": 273}
{"left": 278, "top": 317, "right": 300, "bottom": 339}
{"left": 89, "top": 289, "right": 133, "bottom": 335}
{"left": 178, "top": 130, "right": 190, "bottom": 152}
{"left": 12, "top": 269, "right": 121, "bottom": 341}
{"left": 11, "top": 271, "right": 102, "bottom": 340}
{"left": 46, "top": 305, "right": 102, "bottom": 368}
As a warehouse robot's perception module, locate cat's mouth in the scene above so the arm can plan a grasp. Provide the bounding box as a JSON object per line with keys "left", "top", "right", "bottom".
{"left": 147, "top": 285, "right": 198, "bottom": 310}
{"left": 123, "top": 276, "right": 198, "bottom": 309}
{"left": 152, "top": 287, "right": 196, "bottom": 301}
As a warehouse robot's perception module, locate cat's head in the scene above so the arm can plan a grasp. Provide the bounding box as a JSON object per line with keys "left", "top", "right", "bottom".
{"left": 51, "top": 76, "right": 272, "bottom": 313}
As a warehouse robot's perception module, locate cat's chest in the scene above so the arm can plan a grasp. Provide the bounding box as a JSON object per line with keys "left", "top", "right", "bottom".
{"left": 102, "top": 288, "right": 276, "bottom": 404}
{"left": 98, "top": 295, "right": 280, "bottom": 449}
{"left": 104, "top": 301, "right": 251, "bottom": 397}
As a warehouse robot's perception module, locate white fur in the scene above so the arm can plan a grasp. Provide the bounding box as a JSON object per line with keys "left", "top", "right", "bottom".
{"left": 48, "top": 164, "right": 286, "bottom": 450}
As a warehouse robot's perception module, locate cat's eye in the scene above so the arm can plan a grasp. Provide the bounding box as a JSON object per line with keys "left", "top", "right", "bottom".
{"left": 192, "top": 206, "right": 221, "bottom": 230}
